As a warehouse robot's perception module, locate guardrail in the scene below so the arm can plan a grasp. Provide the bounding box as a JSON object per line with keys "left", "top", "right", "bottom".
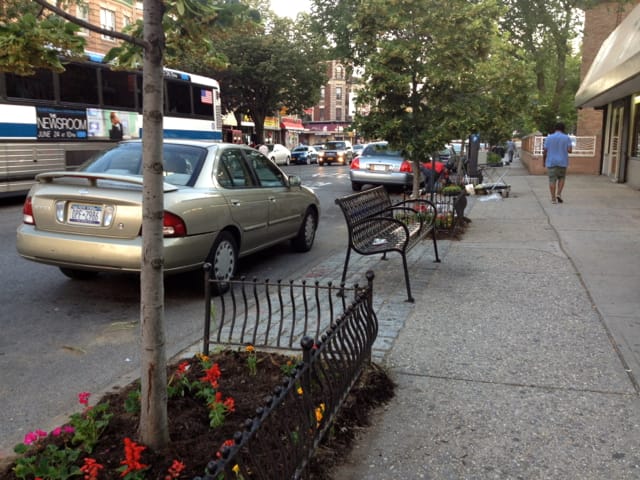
{"left": 196, "top": 268, "right": 378, "bottom": 479}
{"left": 525, "top": 135, "right": 596, "bottom": 157}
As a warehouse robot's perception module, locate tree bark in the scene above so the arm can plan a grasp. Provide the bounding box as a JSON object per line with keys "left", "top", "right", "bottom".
{"left": 139, "top": 0, "right": 169, "bottom": 450}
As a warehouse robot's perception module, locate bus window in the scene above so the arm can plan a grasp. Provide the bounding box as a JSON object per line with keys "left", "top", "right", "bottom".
{"left": 166, "top": 79, "right": 191, "bottom": 115}
{"left": 5, "top": 69, "right": 55, "bottom": 101}
{"left": 60, "top": 63, "right": 99, "bottom": 105}
{"left": 102, "top": 69, "right": 137, "bottom": 109}
{"left": 193, "top": 85, "right": 214, "bottom": 118}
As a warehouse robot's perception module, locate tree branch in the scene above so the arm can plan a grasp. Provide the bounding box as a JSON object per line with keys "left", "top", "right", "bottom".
{"left": 31, "top": 0, "right": 148, "bottom": 50}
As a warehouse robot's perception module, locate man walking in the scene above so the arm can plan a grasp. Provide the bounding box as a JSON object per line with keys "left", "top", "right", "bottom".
{"left": 543, "top": 122, "right": 573, "bottom": 204}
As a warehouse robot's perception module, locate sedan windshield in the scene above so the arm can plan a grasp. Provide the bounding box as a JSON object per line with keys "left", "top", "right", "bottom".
{"left": 82, "top": 143, "right": 207, "bottom": 187}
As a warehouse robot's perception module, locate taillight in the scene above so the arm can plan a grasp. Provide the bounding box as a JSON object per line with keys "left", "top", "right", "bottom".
{"left": 399, "top": 160, "right": 413, "bottom": 173}
{"left": 350, "top": 157, "right": 360, "bottom": 169}
{"left": 163, "top": 211, "right": 187, "bottom": 237}
{"left": 23, "top": 196, "right": 35, "bottom": 225}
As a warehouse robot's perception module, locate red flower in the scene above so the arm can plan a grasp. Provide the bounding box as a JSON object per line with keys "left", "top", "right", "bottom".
{"left": 120, "top": 437, "right": 149, "bottom": 477}
{"left": 165, "top": 459, "right": 186, "bottom": 480}
{"left": 80, "top": 457, "right": 104, "bottom": 480}
{"left": 223, "top": 396, "right": 235, "bottom": 413}
{"left": 200, "top": 363, "right": 222, "bottom": 388}
{"left": 175, "top": 361, "right": 189, "bottom": 378}
{"left": 216, "top": 439, "right": 235, "bottom": 458}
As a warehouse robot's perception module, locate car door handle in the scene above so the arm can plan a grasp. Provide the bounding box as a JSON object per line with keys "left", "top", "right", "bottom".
{"left": 231, "top": 199, "right": 241, "bottom": 206}
{"left": 268, "top": 197, "right": 277, "bottom": 203}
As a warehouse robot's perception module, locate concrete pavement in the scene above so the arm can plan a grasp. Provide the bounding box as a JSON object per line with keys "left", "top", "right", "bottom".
{"left": 328, "top": 158, "right": 640, "bottom": 479}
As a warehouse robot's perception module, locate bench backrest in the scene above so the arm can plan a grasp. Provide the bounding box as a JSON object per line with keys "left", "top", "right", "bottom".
{"left": 335, "top": 186, "right": 393, "bottom": 227}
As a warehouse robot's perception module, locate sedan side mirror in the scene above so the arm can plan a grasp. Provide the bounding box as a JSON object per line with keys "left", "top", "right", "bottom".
{"left": 288, "top": 175, "right": 301, "bottom": 187}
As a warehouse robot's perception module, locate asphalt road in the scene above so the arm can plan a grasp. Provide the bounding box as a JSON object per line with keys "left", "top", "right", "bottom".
{"left": 0, "top": 164, "right": 353, "bottom": 455}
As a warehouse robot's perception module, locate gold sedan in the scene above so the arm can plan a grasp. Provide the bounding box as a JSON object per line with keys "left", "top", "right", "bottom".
{"left": 16, "top": 141, "right": 320, "bottom": 282}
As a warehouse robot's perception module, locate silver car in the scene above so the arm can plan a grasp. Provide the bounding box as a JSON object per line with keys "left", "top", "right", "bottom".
{"left": 16, "top": 141, "right": 320, "bottom": 281}
{"left": 348, "top": 141, "right": 418, "bottom": 191}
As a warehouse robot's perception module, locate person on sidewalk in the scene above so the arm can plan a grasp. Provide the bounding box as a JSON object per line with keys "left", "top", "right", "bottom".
{"left": 543, "top": 122, "right": 573, "bottom": 204}
{"left": 506, "top": 139, "right": 516, "bottom": 163}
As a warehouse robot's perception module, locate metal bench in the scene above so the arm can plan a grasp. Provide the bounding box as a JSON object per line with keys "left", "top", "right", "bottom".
{"left": 335, "top": 185, "right": 440, "bottom": 302}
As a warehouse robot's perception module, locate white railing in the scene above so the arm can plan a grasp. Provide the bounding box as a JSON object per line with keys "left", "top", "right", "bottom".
{"left": 530, "top": 135, "right": 596, "bottom": 157}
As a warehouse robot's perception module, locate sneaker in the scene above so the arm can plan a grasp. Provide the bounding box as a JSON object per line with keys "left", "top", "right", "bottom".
{"left": 551, "top": 198, "right": 557, "bottom": 204}
{"left": 556, "top": 196, "right": 563, "bottom": 203}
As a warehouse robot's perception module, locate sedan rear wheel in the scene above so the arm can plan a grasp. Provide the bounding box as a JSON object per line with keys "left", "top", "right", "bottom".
{"left": 291, "top": 208, "right": 317, "bottom": 252}
{"left": 206, "top": 231, "right": 237, "bottom": 294}
{"left": 59, "top": 267, "right": 99, "bottom": 280}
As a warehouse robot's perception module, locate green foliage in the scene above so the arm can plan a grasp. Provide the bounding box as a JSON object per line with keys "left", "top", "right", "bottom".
{"left": 13, "top": 443, "right": 82, "bottom": 480}
{"left": 0, "top": 1, "right": 85, "bottom": 74}
{"left": 486, "top": 152, "right": 502, "bottom": 164}
{"left": 497, "top": 0, "right": 583, "bottom": 132}
{"left": 69, "top": 402, "right": 113, "bottom": 453}
{"left": 348, "top": 0, "right": 512, "bottom": 192}
{"left": 212, "top": 24, "right": 327, "bottom": 143}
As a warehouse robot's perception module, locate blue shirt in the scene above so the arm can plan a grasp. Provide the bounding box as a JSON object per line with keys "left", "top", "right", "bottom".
{"left": 544, "top": 131, "right": 572, "bottom": 168}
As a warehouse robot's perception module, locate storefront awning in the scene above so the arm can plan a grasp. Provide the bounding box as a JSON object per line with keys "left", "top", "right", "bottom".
{"left": 222, "top": 112, "right": 237, "bottom": 127}
{"left": 575, "top": 4, "right": 640, "bottom": 108}
{"left": 280, "top": 119, "right": 304, "bottom": 132}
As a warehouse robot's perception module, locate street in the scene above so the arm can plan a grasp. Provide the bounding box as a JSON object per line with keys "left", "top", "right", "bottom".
{"left": 0, "top": 164, "right": 354, "bottom": 454}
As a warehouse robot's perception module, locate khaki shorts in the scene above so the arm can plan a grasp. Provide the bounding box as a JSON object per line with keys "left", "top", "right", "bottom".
{"left": 548, "top": 166, "right": 567, "bottom": 183}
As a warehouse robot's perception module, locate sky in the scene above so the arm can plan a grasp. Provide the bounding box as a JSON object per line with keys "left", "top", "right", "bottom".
{"left": 269, "top": 0, "right": 311, "bottom": 18}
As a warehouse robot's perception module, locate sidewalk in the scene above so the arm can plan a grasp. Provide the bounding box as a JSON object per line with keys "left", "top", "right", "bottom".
{"left": 329, "top": 159, "right": 640, "bottom": 479}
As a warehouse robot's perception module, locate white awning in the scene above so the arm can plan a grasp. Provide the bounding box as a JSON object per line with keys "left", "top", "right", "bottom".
{"left": 575, "top": 4, "right": 640, "bottom": 108}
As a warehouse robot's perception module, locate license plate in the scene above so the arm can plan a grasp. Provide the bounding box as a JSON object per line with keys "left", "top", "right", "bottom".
{"left": 369, "top": 164, "right": 388, "bottom": 172}
{"left": 69, "top": 203, "right": 103, "bottom": 226}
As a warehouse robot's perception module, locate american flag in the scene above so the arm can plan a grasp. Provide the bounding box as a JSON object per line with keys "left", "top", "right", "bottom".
{"left": 201, "top": 89, "right": 213, "bottom": 105}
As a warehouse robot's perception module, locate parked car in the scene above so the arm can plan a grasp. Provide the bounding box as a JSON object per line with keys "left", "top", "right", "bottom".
{"left": 16, "top": 141, "right": 320, "bottom": 284}
{"left": 349, "top": 141, "right": 447, "bottom": 191}
{"left": 265, "top": 143, "right": 291, "bottom": 165}
{"left": 318, "top": 140, "right": 353, "bottom": 165}
{"left": 352, "top": 143, "right": 365, "bottom": 160}
{"left": 291, "top": 145, "right": 319, "bottom": 165}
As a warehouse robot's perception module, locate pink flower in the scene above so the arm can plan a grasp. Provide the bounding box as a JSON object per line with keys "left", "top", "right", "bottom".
{"left": 78, "top": 392, "right": 91, "bottom": 407}
{"left": 50, "top": 425, "right": 74, "bottom": 437}
{"left": 24, "top": 430, "right": 47, "bottom": 445}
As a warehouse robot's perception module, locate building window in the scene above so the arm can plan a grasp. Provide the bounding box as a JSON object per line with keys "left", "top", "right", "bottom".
{"left": 336, "top": 87, "right": 342, "bottom": 101}
{"left": 123, "top": 14, "right": 131, "bottom": 29}
{"left": 100, "top": 8, "right": 116, "bottom": 40}
{"left": 336, "top": 108, "right": 342, "bottom": 121}
{"left": 319, "top": 108, "right": 324, "bottom": 121}
{"left": 77, "top": 5, "right": 89, "bottom": 36}
{"left": 319, "top": 86, "right": 325, "bottom": 106}
{"left": 632, "top": 95, "right": 640, "bottom": 158}
{"left": 335, "top": 64, "right": 344, "bottom": 80}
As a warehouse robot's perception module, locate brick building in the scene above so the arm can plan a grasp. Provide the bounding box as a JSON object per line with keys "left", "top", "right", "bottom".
{"left": 74, "top": 0, "right": 143, "bottom": 56}
{"left": 575, "top": 1, "right": 640, "bottom": 185}
{"left": 304, "top": 61, "right": 356, "bottom": 144}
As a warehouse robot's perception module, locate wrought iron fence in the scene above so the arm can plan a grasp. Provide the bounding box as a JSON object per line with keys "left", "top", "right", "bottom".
{"left": 196, "top": 269, "right": 378, "bottom": 479}
{"left": 202, "top": 266, "right": 374, "bottom": 355}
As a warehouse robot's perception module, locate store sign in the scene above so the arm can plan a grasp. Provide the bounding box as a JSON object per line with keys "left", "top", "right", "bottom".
{"left": 36, "top": 106, "right": 88, "bottom": 140}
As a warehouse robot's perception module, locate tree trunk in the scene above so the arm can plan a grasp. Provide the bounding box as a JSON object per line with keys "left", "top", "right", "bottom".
{"left": 139, "top": 0, "right": 169, "bottom": 450}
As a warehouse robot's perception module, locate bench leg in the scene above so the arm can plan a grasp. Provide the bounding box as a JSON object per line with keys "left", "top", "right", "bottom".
{"left": 338, "top": 248, "right": 352, "bottom": 296}
{"left": 432, "top": 229, "right": 441, "bottom": 263}
{"left": 401, "top": 254, "right": 414, "bottom": 303}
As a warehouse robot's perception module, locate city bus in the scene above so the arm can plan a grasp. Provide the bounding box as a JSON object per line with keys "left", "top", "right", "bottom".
{"left": 0, "top": 52, "right": 222, "bottom": 196}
